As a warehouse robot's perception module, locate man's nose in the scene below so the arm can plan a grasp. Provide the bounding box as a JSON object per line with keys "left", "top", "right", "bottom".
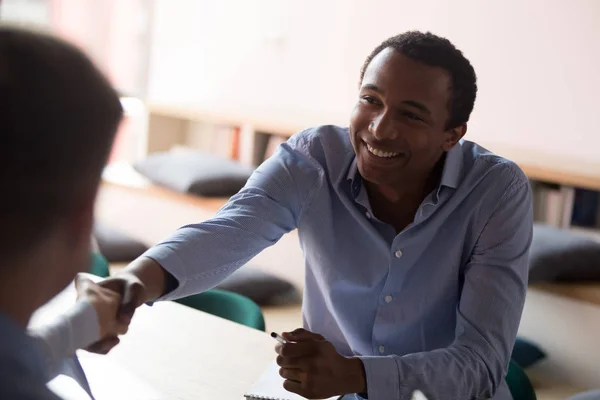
{"left": 368, "top": 112, "right": 399, "bottom": 140}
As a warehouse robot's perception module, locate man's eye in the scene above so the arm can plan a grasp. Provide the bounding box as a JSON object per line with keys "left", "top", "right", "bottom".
{"left": 403, "top": 111, "right": 424, "bottom": 122}
{"left": 360, "top": 96, "right": 378, "bottom": 105}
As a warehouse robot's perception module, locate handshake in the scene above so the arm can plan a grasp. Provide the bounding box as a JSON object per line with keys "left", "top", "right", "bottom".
{"left": 74, "top": 272, "right": 148, "bottom": 354}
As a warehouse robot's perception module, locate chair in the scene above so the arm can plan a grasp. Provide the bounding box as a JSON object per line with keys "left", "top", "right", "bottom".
{"left": 89, "top": 251, "right": 110, "bottom": 278}
{"left": 174, "top": 289, "right": 266, "bottom": 331}
{"left": 505, "top": 359, "right": 537, "bottom": 400}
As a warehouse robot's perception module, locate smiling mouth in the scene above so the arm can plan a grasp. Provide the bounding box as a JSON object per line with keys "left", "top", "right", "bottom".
{"left": 365, "top": 142, "right": 402, "bottom": 158}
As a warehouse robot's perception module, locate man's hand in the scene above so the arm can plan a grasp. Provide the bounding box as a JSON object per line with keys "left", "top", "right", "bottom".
{"left": 82, "top": 271, "right": 147, "bottom": 354}
{"left": 275, "top": 328, "right": 366, "bottom": 399}
{"left": 82, "top": 257, "right": 171, "bottom": 354}
{"left": 74, "top": 274, "right": 130, "bottom": 340}
{"left": 97, "top": 272, "right": 147, "bottom": 325}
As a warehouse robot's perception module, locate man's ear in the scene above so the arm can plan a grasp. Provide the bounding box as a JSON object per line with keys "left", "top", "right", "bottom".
{"left": 65, "top": 188, "right": 96, "bottom": 246}
{"left": 442, "top": 124, "right": 467, "bottom": 152}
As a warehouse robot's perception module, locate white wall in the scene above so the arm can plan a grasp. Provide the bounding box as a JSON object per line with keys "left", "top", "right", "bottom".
{"left": 147, "top": 0, "right": 600, "bottom": 163}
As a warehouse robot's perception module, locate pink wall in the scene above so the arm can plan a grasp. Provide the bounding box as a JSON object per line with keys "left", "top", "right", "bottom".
{"left": 147, "top": 0, "right": 600, "bottom": 163}
{"left": 50, "top": 0, "right": 147, "bottom": 95}
{"left": 49, "top": 0, "right": 149, "bottom": 163}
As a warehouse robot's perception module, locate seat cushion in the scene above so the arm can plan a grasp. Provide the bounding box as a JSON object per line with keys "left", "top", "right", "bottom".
{"left": 215, "top": 267, "right": 300, "bottom": 306}
{"left": 529, "top": 224, "right": 600, "bottom": 283}
{"left": 93, "top": 222, "right": 149, "bottom": 263}
{"left": 134, "top": 149, "right": 253, "bottom": 197}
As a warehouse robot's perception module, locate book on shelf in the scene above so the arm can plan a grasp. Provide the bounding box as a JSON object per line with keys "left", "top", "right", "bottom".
{"left": 530, "top": 180, "right": 599, "bottom": 229}
{"left": 531, "top": 181, "right": 573, "bottom": 228}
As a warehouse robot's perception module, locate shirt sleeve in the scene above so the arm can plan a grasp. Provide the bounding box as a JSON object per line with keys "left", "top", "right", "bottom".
{"left": 27, "top": 300, "right": 100, "bottom": 381}
{"left": 359, "top": 173, "right": 533, "bottom": 400}
{"left": 143, "top": 133, "right": 322, "bottom": 301}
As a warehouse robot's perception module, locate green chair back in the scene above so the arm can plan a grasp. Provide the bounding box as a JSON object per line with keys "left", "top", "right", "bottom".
{"left": 506, "top": 359, "right": 537, "bottom": 400}
{"left": 175, "top": 289, "right": 266, "bottom": 332}
{"left": 89, "top": 252, "right": 110, "bottom": 278}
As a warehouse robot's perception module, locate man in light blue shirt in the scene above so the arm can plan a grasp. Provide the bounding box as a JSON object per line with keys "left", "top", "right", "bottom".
{"left": 101, "top": 31, "right": 533, "bottom": 399}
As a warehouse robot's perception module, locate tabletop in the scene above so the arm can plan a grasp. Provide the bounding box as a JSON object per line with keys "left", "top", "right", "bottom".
{"left": 30, "top": 282, "right": 278, "bottom": 400}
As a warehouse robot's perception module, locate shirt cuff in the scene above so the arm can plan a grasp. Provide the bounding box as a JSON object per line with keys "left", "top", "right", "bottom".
{"left": 65, "top": 299, "right": 101, "bottom": 350}
{"left": 141, "top": 244, "right": 187, "bottom": 301}
{"left": 27, "top": 300, "right": 100, "bottom": 380}
{"left": 357, "top": 356, "right": 400, "bottom": 400}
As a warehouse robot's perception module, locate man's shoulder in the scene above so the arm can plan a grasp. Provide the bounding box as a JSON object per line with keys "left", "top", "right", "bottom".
{"left": 0, "top": 361, "right": 59, "bottom": 400}
{"left": 0, "top": 332, "right": 56, "bottom": 400}
{"left": 290, "top": 125, "right": 352, "bottom": 154}
{"left": 461, "top": 140, "right": 529, "bottom": 189}
{"left": 286, "top": 125, "right": 354, "bottom": 177}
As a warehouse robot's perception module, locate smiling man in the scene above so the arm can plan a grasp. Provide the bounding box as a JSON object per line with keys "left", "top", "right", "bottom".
{"left": 100, "top": 31, "right": 533, "bottom": 400}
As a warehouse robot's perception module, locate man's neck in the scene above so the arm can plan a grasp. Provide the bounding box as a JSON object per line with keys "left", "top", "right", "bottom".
{"left": 365, "top": 158, "right": 445, "bottom": 232}
{"left": 0, "top": 271, "right": 40, "bottom": 328}
{"left": 367, "top": 156, "right": 445, "bottom": 205}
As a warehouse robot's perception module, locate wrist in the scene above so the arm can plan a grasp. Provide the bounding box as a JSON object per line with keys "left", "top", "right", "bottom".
{"left": 344, "top": 357, "right": 367, "bottom": 394}
{"left": 123, "top": 257, "right": 169, "bottom": 302}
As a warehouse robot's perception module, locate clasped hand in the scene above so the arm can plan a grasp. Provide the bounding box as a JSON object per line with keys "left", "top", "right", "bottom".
{"left": 275, "top": 328, "right": 366, "bottom": 399}
{"left": 74, "top": 272, "right": 146, "bottom": 353}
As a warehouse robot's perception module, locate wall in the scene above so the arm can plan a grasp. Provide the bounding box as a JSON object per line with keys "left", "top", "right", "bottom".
{"left": 147, "top": 0, "right": 600, "bottom": 163}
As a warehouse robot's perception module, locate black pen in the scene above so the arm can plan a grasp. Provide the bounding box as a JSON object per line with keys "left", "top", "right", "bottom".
{"left": 270, "top": 331, "right": 288, "bottom": 344}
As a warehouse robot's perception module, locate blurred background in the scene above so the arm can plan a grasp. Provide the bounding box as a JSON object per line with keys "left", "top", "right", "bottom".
{"left": 3, "top": 2, "right": 600, "bottom": 399}
{"left": 4, "top": 0, "right": 600, "bottom": 168}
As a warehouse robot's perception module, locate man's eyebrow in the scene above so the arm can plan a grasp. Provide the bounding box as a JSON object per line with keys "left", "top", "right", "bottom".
{"left": 361, "top": 83, "right": 383, "bottom": 94}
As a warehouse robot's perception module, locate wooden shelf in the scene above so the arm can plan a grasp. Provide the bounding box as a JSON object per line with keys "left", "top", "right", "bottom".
{"left": 488, "top": 144, "right": 600, "bottom": 191}
{"left": 147, "top": 104, "right": 600, "bottom": 191}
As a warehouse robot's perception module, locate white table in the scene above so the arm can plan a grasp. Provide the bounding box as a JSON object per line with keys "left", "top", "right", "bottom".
{"left": 30, "top": 283, "right": 277, "bottom": 400}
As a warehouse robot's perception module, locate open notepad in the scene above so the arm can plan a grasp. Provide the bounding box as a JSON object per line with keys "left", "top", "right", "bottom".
{"left": 244, "top": 361, "right": 341, "bottom": 400}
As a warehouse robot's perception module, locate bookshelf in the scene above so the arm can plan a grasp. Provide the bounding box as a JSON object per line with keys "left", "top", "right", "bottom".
{"left": 144, "top": 104, "right": 600, "bottom": 233}
{"left": 530, "top": 182, "right": 600, "bottom": 232}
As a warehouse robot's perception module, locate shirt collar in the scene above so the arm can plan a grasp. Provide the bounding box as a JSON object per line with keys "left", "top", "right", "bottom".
{"left": 439, "top": 141, "right": 464, "bottom": 190}
{"left": 346, "top": 141, "right": 464, "bottom": 198}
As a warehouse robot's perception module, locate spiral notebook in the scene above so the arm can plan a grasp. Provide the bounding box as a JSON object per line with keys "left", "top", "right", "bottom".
{"left": 244, "top": 361, "right": 341, "bottom": 400}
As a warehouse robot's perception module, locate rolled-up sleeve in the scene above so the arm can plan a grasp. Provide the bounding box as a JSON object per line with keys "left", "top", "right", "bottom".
{"left": 142, "top": 133, "right": 322, "bottom": 301}
{"left": 358, "top": 173, "right": 533, "bottom": 400}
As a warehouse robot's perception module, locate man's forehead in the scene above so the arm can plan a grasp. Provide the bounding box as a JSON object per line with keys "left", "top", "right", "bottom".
{"left": 362, "top": 48, "right": 451, "bottom": 100}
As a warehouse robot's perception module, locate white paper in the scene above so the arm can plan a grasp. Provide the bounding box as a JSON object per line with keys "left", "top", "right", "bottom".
{"left": 244, "top": 361, "right": 340, "bottom": 400}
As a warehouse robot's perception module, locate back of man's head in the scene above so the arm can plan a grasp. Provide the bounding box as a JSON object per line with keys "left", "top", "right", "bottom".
{"left": 0, "top": 26, "right": 122, "bottom": 304}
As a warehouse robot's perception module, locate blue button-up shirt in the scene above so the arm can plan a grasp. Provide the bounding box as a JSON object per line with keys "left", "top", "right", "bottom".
{"left": 146, "top": 125, "right": 533, "bottom": 400}
{"left": 0, "top": 312, "right": 60, "bottom": 400}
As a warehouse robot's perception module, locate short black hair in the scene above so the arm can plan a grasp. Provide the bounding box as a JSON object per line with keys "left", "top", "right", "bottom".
{"left": 0, "top": 26, "right": 123, "bottom": 261}
{"left": 360, "top": 31, "right": 477, "bottom": 130}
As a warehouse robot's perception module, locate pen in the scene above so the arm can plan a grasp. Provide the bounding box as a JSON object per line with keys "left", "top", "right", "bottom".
{"left": 270, "top": 331, "right": 288, "bottom": 344}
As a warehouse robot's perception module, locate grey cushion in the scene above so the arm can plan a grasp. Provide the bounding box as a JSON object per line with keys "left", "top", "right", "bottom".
{"left": 529, "top": 224, "right": 600, "bottom": 283}
{"left": 93, "top": 222, "right": 149, "bottom": 263}
{"left": 215, "top": 267, "right": 301, "bottom": 306}
{"left": 134, "top": 149, "right": 253, "bottom": 197}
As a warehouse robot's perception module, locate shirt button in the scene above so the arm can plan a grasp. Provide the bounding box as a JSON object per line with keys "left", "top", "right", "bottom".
{"left": 395, "top": 250, "right": 403, "bottom": 258}
{"left": 378, "top": 345, "right": 385, "bottom": 354}
{"left": 385, "top": 295, "right": 393, "bottom": 303}
{"left": 365, "top": 212, "right": 371, "bottom": 219}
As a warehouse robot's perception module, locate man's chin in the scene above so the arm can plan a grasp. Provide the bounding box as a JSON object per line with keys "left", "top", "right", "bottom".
{"left": 358, "top": 157, "right": 409, "bottom": 185}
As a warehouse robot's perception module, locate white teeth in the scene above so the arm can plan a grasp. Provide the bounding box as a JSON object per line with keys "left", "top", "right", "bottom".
{"left": 366, "top": 143, "right": 400, "bottom": 158}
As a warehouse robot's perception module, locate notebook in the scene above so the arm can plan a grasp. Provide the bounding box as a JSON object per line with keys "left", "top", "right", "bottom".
{"left": 244, "top": 361, "right": 341, "bottom": 400}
